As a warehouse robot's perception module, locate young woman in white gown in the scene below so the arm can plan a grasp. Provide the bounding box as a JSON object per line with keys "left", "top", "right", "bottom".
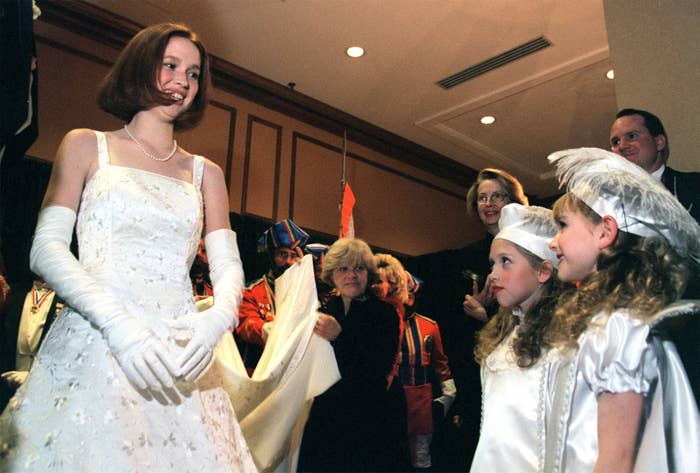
{"left": 470, "top": 204, "right": 567, "bottom": 472}
{"left": 0, "top": 23, "right": 257, "bottom": 472}
{"left": 545, "top": 148, "right": 700, "bottom": 472}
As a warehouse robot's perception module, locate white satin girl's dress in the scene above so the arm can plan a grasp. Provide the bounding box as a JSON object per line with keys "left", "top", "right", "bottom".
{"left": 470, "top": 319, "right": 565, "bottom": 473}
{"left": 545, "top": 304, "right": 700, "bottom": 473}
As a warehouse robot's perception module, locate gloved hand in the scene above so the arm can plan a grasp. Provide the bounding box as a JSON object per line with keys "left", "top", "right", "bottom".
{"left": 101, "top": 310, "right": 181, "bottom": 391}
{"left": 434, "top": 378, "right": 457, "bottom": 417}
{"left": 176, "top": 228, "right": 244, "bottom": 382}
{"left": 30, "top": 206, "right": 180, "bottom": 391}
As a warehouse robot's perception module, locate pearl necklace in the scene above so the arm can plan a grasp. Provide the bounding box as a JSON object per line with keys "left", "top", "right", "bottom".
{"left": 124, "top": 124, "right": 177, "bottom": 162}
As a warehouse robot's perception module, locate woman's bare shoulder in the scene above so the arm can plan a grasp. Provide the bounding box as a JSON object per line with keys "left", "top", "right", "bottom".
{"left": 200, "top": 156, "right": 223, "bottom": 176}
{"left": 56, "top": 128, "right": 99, "bottom": 163}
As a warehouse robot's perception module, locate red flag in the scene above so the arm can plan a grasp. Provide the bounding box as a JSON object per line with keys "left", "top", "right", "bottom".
{"left": 340, "top": 182, "right": 355, "bottom": 238}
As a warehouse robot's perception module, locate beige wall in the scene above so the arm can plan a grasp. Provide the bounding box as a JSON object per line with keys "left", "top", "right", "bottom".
{"left": 604, "top": 0, "right": 700, "bottom": 171}
{"left": 28, "top": 20, "right": 484, "bottom": 256}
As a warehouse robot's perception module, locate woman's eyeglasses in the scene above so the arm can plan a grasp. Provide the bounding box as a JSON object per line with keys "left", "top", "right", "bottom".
{"left": 477, "top": 192, "right": 509, "bottom": 204}
{"left": 335, "top": 265, "right": 367, "bottom": 274}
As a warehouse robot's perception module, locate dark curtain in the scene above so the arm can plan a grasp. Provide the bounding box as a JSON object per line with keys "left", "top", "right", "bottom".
{"left": 0, "top": 157, "right": 51, "bottom": 287}
{"left": 0, "top": 0, "right": 37, "bottom": 151}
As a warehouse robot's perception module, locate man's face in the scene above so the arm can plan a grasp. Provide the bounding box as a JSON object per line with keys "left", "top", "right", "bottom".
{"left": 610, "top": 115, "right": 666, "bottom": 173}
{"left": 272, "top": 247, "right": 301, "bottom": 277}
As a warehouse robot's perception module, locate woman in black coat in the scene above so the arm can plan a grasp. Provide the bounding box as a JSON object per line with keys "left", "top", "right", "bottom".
{"left": 298, "top": 237, "right": 407, "bottom": 472}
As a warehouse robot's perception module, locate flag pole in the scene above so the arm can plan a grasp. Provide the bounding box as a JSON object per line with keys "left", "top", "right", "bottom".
{"left": 339, "top": 129, "right": 347, "bottom": 236}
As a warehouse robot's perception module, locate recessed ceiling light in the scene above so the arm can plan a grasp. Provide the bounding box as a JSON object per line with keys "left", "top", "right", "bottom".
{"left": 346, "top": 46, "right": 365, "bottom": 58}
{"left": 480, "top": 115, "right": 496, "bottom": 125}
{"left": 606, "top": 69, "right": 615, "bottom": 80}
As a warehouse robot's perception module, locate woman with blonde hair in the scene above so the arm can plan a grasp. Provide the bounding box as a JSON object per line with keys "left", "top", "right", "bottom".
{"left": 299, "top": 238, "right": 407, "bottom": 472}
{"left": 372, "top": 252, "right": 409, "bottom": 314}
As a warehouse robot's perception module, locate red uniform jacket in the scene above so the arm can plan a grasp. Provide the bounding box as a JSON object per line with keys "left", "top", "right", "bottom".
{"left": 400, "top": 311, "right": 451, "bottom": 386}
{"left": 400, "top": 311, "right": 452, "bottom": 434}
{"left": 235, "top": 274, "right": 275, "bottom": 370}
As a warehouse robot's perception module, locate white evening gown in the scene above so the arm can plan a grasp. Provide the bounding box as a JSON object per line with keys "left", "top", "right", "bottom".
{"left": 0, "top": 131, "right": 257, "bottom": 472}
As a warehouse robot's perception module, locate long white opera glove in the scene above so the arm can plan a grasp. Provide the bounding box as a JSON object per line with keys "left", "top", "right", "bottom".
{"left": 175, "top": 228, "right": 244, "bottom": 382}
{"left": 30, "top": 206, "right": 180, "bottom": 391}
{"left": 434, "top": 378, "right": 457, "bottom": 416}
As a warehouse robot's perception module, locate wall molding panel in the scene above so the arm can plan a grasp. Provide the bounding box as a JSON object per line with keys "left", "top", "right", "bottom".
{"left": 241, "top": 116, "right": 282, "bottom": 221}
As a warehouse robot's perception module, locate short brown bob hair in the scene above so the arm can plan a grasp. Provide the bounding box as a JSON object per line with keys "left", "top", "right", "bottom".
{"left": 465, "top": 168, "right": 528, "bottom": 218}
{"left": 98, "top": 23, "right": 210, "bottom": 131}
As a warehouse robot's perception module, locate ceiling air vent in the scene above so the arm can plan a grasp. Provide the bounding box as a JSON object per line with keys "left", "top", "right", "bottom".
{"left": 437, "top": 36, "right": 552, "bottom": 89}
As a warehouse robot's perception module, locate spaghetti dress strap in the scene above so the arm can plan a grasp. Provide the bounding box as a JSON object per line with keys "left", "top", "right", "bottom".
{"left": 192, "top": 155, "right": 205, "bottom": 190}
{"left": 93, "top": 130, "right": 110, "bottom": 167}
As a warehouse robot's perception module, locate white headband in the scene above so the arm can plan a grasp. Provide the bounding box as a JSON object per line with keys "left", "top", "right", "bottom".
{"left": 548, "top": 148, "right": 700, "bottom": 265}
{"left": 495, "top": 204, "right": 558, "bottom": 268}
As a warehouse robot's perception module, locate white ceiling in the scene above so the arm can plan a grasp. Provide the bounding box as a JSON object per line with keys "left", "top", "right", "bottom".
{"left": 83, "top": 0, "right": 617, "bottom": 197}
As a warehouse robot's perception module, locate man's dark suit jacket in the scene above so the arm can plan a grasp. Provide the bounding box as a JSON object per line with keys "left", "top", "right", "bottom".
{"left": 660, "top": 166, "right": 700, "bottom": 408}
{"left": 662, "top": 166, "right": 699, "bottom": 222}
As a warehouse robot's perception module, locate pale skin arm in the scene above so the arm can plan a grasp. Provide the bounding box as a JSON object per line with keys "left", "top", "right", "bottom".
{"left": 594, "top": 391, "right": 644, "bottom": 473}
{"left": 41, "top": 128, "right": 100, "bottom": 210}
{"left": 200, "top": 159, "right": 232, "bottom": 234}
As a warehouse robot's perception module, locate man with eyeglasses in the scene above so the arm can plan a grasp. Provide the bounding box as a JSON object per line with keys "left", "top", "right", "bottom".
{"left": 610, "top": 108, "right": 698, "bottom": 221}
{"left": 235, "top": 218, "right": 309, "bottom": 373}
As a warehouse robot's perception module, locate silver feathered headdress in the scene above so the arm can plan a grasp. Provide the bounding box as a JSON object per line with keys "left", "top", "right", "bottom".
{"left": 496, "top": 204, "right": 559, "bottom": 268}
{"left": 548, "top": 148, "right": 700, "bottom": 265}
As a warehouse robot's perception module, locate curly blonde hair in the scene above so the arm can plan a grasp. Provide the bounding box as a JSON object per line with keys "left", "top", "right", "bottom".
{"left": 374, "top": 253, "right": 408, "bottom": 304}
{"left": 544, "top": 194, "right": 689, "bottom": 350}
{"left": 474, "top": 245, "right": 569, "bottom": 367}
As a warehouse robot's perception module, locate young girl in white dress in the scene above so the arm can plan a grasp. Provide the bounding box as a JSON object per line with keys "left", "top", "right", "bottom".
{"left": 545, "top": 148, "right": 700, "bottom": 472}
{"left": 471, "top": 203, "right": 567, "bottom": 472}
{"left": 0, "top": 23, "right": 257, "bottom": 472}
